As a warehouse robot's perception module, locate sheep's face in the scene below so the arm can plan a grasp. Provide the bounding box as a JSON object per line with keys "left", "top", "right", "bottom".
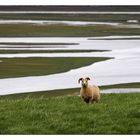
{"left": 78, "top": 77, "right": 90, "bottom": 88}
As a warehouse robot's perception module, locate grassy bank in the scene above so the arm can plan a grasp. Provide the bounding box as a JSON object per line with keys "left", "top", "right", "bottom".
{"left": 0, "top": 6, "right": 140, "bottom": 12}
{"left": 0, "top": 93, "right": 139, "bottom": 134}
{"left": 1, "top": 82, "right": 140, "bottom": 100}
{"left": 0, "top": 42, "right": 78, "bottom": 45}
{"left": 0, "top": 24, "right": 140, "bottom": 37}
{"left": 0, "top": 13, "right": 140, "bottom": 22}
{"left": 0, "top": 57, "right": 109, "bottom": 78}
{"left": 101, "top": 82, "right": 140, "bottom": 89}
{"left": 0, "top": 49, "right": 107, "bottom": 54}
{"left": 1, "top": 6, "right": 140, "bottom": 12}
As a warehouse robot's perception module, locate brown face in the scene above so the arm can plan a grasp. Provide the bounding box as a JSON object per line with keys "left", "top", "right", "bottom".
{"left": 78, "top": 77, "right": 90, "bottom": 88}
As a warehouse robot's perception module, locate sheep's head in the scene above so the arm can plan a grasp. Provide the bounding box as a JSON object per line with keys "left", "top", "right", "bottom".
{"left": 78, "top": 77, "right": 90, "bottom": 88}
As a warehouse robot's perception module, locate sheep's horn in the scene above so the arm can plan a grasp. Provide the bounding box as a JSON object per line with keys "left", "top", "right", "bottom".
{"left": 86, "top": 77, "right": 90, "bottom": 80}
{"left": 78, "top": 78, "right": 83, "bottom": 83}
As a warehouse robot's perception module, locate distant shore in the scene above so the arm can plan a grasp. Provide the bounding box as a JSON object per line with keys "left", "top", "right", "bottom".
{"left": 0, "top": 5, "right": 140, "bottom": 12}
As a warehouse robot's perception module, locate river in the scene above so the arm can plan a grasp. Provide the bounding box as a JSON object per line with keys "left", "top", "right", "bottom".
{"left": 0, "top": 36, "right": 140, "bottom": 95}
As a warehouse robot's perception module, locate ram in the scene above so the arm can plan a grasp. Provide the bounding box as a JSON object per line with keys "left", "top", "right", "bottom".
{"left": 78, "top": 77, "right": 100, "bottom": 104}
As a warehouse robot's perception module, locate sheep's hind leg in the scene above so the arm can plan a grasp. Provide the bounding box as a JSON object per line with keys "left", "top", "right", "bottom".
{"left": 90, "top": 98, "right": 97, "bottom": 104}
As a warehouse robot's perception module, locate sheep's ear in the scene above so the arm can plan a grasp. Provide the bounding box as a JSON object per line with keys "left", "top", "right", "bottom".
{"left": 78, "top": 78, "right": 83, "bottom": 83}
{"left": 86, "top": 77, "right": 90, "bottom": 81}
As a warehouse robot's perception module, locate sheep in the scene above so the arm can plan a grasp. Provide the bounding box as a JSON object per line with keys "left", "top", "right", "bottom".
{"left": 78, "top": 77, "right": 100, "bottom": 104}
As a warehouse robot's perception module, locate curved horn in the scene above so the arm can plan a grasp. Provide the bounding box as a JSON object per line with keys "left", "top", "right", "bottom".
{"left": 78, "top": 78, "right": 83, "bottom": 83}
{"left": 86, "top": 77, "right": 90, "bottom": 81}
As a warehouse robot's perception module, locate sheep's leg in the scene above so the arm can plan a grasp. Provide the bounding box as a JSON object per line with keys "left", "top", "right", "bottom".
{"left": 83, "top": 97, "right": 91, "bottom": 104}
{"left": 90, "top": 99, "right": 96, "bottom": 104}
{"left": 91, "top": 97, "right": 99, "bottom": 104}
{"left": 95, "top": 100, "right": 99, "bottom": 103}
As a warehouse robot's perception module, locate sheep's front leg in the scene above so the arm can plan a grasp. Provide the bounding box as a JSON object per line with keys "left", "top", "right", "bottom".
{"left": 83, "top": 96, "right": 92, "bottom": 104}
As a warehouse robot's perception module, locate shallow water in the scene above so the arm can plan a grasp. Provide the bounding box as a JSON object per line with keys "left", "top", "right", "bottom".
{"left": 0, "top": 20, "right": 139, "bottom": 28}
{"left": 0, "top": 20, "right": 120, "bottom": 26}
{"left": 0, "top": 36, "right": 140, "bottom": 95}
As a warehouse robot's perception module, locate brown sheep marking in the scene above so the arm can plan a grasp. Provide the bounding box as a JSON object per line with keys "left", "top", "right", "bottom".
{"left": 78, "top": 77, "right": 100, "bottom": 104}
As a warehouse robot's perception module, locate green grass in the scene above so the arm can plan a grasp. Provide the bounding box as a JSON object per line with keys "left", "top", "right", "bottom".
{"left": 0, "top": 49, "right": 107, "bottom": 54}
{"left": 0, "top": 88, "right": 79, "bottom": 99}
{"left": 0, "top": 24, "right": 140, "bottom": 37}
{"left": 0, "top": 57, "right": 109, "bottom": 78}
{"left": 0, "top": 13, "right": 140, "bottom": 22}
{"left": 0, "top": 42, "right": 78, "bottom": 45}
{"left": 101, "top": 82, "right": 140, "bottom": 89}
{"left": 0, "top": 93, "right": 139, "bottom": 134}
